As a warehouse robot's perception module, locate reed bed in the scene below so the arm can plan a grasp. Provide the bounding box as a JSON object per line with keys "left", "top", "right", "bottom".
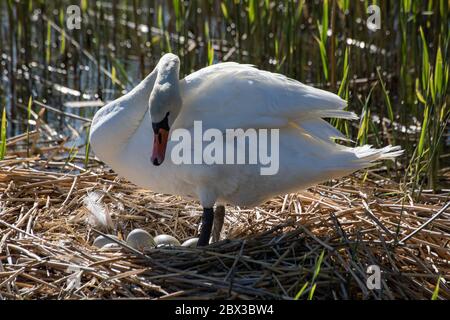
{"left": 0, "top": 137, "right": 448, "bottom": 299}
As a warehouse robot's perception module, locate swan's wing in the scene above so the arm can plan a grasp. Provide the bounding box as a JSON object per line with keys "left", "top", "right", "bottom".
{"left": 177, "top": 63, "right": 354, "bottom": 133}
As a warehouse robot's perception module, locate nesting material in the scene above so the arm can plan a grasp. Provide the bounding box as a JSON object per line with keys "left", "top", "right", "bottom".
{"left": 0, "top": 153, "right": 449, "bottom": 299}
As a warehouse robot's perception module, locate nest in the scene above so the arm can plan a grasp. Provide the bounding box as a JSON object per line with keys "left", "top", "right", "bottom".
{"left": 0, "top": 153, "right": 449, "bottom": 299}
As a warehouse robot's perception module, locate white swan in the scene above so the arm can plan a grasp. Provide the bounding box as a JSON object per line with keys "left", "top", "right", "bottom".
{"left": 90, "top": 53, "right": 402, "bottom": 246}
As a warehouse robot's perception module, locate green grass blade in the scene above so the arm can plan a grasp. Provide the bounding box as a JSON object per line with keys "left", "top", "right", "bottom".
{"left": 62, "top": 144, "right": 78, "bottom": 171}
{"left": 431, "top": 276, "right": 441, "bottom": 300}
{"left": 157, "top": 4, "right": 163, "bottom": 30}
{"left": 81, "top": 0, "right": 88, "bottom": 13}
{"left": 248, "top": 0, "right": 256, "bottom": 24}
{"left": 377, "top": 67, "right": 394, "bottom": 122}
{"left": 429, "top": 73, "right": 436, "bottom": 105}
{"left": 84, "top": 126, "right": 91, "bottom": 169}
{"left": 312, "top": 250, "right": 325, "bottom": 282}
{"left": 307, "top": 283, "right": 317, "bottom": 300}
{"left": 296, "top": 0, "right": 305, "bottom": 22}
{"left": 337, "top": 47, "right": 349, "bottom": 97}
{"left": 111, "top": 66, "right": 117, "bottom": 86}
{"left": 59, "top": 9, "right": 65, "bottom": 55}
{"left": 294, "top": 281, "right": 309, "bottom": 300}
{"left": 434, "top": 46, "right": 443, "bottom": 95}
{"left": 27, "top": 96, "right": 33, "bottom": 158}
{"left": 321, "top": 0, "right": 329, "bottom": 44}
{"left": 0, "top": 107, "right": 7, "bottom": 160}
{"left": 221, "top": 2, "right": 229, "bottom": 20}
{"left": 416, "top": 78, "right": 427, "bottom": 104}
{"left": 419, "top": 27, "right": 430, "bottom": 90}
{"left": 314, "top": 36, "right": 329, "bottom": 81}
{"left": 173, "top": 0, "right": 180, "bottom": 32}
{"left": 418, "top": 105, "right": 429, "bottom": 156}
{"left": 357, "top": 85, "right": 376, "bottom": 145}
{"left": 46, "top": 20, "right": 51, "bottom": 65}
{"left": 207, "top": 41, "right": 214, "bottom": 66}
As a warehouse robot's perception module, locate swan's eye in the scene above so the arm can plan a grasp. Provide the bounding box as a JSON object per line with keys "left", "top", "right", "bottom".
{"left": 152, "top": 112, "right": 171, "bottom": 134}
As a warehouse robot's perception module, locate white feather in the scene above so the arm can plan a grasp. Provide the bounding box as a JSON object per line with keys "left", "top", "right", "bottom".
{"left": 83, "top": 192, "right": 114, "bottom": 231}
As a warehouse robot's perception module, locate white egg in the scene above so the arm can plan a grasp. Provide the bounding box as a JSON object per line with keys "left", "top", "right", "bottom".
{"left": 93, "top": 235, "right": 119, "bottom": 248}
{"left": 181, "top": 238, "right": 199, "bottom": 247}
{"left": 126, "top": 229, "right": 156, "bottom": 250}
{"left": 101, "top": 243, "right": 120, "bottom": 250}
{"left": 154, "top": 234, "right": 181, "bottom": 247}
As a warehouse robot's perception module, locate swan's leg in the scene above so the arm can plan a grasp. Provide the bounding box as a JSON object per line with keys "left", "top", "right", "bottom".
{"left": 212, "top": 205, "right": 225, "bottom": 242}
{"left": 197, "top": 208, "right": 214, "bottom": 247}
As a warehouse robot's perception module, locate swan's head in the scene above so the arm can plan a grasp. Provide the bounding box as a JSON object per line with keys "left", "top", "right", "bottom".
{"left": 149, "top": 54, "right": 182, "bottom": 166}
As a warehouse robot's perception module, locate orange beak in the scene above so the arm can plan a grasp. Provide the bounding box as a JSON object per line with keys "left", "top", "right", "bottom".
{"left": 151, "top": 128, "right": 169, "bottom": 166}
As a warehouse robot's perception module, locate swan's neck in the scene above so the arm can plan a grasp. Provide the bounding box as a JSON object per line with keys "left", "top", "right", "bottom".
{"left": 150, "top": 55, "right": 183, "bottom": 126}
{"left": 90, "top": 69, "right": 158, "bottom": 159}
{"left": 90, "top": 53, "right": 182, "bottom": 165}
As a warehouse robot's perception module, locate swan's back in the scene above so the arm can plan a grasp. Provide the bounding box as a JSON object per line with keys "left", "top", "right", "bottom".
{"left": 179, "top": 63, "right": 351, "bottom": 131}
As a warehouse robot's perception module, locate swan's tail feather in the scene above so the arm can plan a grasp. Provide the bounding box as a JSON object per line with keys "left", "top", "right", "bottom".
{"left": 353, "top": 145, "right": 404, "bottom": 164}
{"left": 297, "top": 108, "right": 358, "bottom": 143}
{"left": 317, "top": 110, "right": 359, "bottom": 120}
{"left": 322, "top": 145, "right": 403, "bottom": 183}
{"left": 326, "top": 145, "right": 403, "bottom": 177}
{"left": 298, "top": 118, "right": 353, "bottom": 142}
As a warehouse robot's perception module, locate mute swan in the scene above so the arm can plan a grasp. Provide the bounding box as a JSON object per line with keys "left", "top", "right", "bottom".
{"left": 90, "top": 53, "right": 403, "bottom": 246}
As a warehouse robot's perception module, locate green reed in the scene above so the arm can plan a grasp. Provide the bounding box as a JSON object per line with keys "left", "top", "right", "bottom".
{"left": 407, "top": 26, "right": 449, "bottom": 193}
{"left": 26, "top": 96, "right": 32, "bottom": 158}
{"left": 294, "top": 250, "right": 325, "bottom": 300}
{"left": 432, "top": 276, "right": 441, "bottom": 300}
{"left": 315, "top": 0, "right": 329, "bottom": 82}
{"left": 0, "top": 107, "right": 7, "bottom": 160}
